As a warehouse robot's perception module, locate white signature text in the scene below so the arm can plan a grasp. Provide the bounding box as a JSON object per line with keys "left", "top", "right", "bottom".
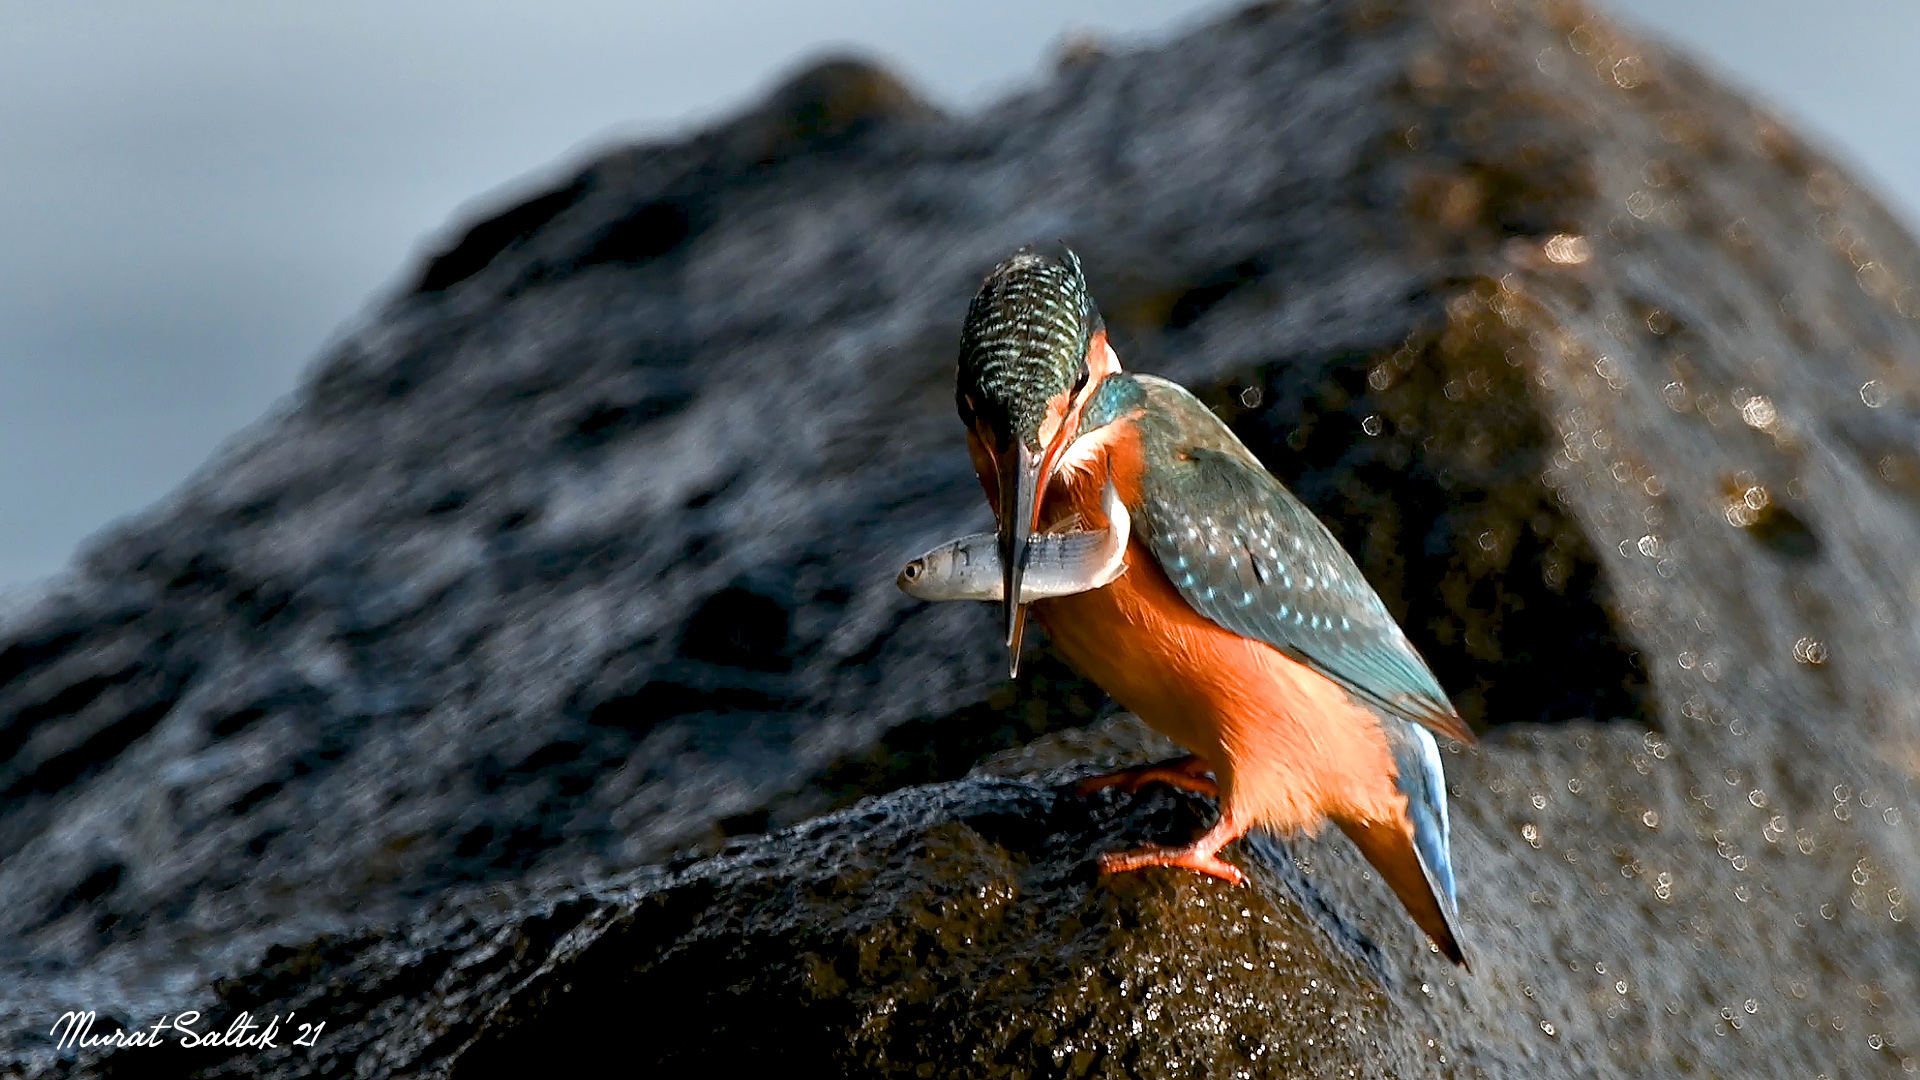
{"left": 49, "top": 1011, "right": 325, "bottom": 1052}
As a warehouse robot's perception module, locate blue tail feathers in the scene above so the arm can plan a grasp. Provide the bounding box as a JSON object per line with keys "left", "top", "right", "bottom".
{"left": 1389, "top": 721, "right": 1457, "bottom": 915}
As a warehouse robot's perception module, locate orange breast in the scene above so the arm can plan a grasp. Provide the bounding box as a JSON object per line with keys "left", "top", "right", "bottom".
{"left": 1033, "top": 431, "right": 1406, "bottom": 834}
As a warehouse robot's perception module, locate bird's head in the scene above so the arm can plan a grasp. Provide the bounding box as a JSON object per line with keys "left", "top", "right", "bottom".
{"left": 955, "top": 244, "right": 1120, "bottom": 674}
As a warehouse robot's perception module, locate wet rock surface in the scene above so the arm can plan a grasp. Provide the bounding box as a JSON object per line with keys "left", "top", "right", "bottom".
{"left": 8, "top": 0, "right": 1920, "bottom": 1075}
{"left": 63, "top": 721, "right": 1449, "bottom": 1080}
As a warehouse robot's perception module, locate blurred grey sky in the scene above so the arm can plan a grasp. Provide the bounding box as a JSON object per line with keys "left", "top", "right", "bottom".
{"left": 1, "top": 0, "right": 1915, "bottom": 589}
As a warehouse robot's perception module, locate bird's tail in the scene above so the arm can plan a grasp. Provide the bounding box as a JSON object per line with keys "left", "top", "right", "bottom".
{"left": 1336, "top": 721, "right": 1469, "bottom": 969}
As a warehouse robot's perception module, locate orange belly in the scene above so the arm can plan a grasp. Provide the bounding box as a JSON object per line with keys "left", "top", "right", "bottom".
{"left": 1033, "top": 482, "right": 1405, "bottom": 835}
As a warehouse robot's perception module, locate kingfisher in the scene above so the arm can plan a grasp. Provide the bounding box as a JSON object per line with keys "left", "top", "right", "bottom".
{"left": 951, "top": 245, "right": 1473, "bottom": 967}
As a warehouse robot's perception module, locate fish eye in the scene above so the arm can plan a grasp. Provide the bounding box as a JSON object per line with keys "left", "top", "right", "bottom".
{"left": 904, "top": 562, "right": 921, "bottom": 579}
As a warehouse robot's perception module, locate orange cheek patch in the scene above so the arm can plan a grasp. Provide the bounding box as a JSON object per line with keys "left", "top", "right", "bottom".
{"left": 1034, "top": 390, "right": 1072, "bottom": 450}
{"left": 966, "top": 428, "right": 1001, "bottom": 510}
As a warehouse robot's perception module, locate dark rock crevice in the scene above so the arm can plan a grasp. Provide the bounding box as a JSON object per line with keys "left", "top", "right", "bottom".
{"left": 413, "top": 178, "right": 593, "bottom": 294}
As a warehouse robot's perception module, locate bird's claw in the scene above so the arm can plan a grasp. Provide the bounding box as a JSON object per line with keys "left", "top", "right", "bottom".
{"left": 1072, "top": 755, "right": 1219, "bottom": 799}
{"left": 1097, "top": 844, "right": 1248, "bottom": 887}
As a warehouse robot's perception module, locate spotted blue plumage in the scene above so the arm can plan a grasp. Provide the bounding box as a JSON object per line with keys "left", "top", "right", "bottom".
{"left": 1082, "top": 373, "right": 1469, "bottom": 743}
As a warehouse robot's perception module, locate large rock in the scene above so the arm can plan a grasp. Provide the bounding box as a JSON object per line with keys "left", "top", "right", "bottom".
{"left": 8, "top": 0, "right": 1920, "bottom": 1074}
{"left": 61, "top": 727, "right": 1443, "bottom": 1079}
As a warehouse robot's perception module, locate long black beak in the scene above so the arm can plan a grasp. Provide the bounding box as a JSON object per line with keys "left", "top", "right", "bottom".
{"left": 997, "top": 440, "right": 1045, "bottom": 677}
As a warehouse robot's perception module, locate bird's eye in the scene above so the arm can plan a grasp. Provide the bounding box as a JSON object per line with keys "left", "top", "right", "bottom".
{"left": 1073, "top": 358, "right": 1091, "bottom": 393}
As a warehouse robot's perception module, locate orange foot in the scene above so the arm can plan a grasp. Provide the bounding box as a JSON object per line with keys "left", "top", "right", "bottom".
{"left": 1099, "top": 843, "right": 1247, "bottom": 886}
{"left": 1073, "top": 754, "right": 1218, "bottom": 799}
{"left": 1095, "top": 805, "right": 1253, "bottom": 887}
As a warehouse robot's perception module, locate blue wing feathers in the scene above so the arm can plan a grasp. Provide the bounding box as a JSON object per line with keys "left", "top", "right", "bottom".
{"left": 1121, "top": 375, "right": 1470, "bottom": 743}
{"left": 1110, "top": 374, "right": 1468, "bottom": 963}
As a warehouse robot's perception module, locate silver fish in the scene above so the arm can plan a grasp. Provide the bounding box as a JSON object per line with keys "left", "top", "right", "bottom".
{"left": 898, "top": 480, "right": 1130, "bottom": 602}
